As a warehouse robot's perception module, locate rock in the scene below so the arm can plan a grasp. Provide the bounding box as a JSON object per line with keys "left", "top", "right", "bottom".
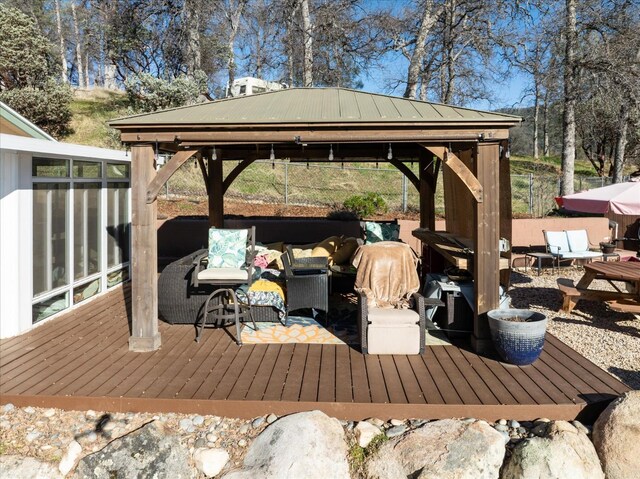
{"left": 531, "top": 423, "right": 548, "bottom": 437}
{"left": 195, "top": 437, "right": 207, "bottom": 448}
{"left": 24, "top": 406, "right": 36, "bottom": 414}
{"left": 2, "top": 403, "right": 15, "bottom": 412}
{"left": 266, "top": 413, "right": 278, "bottom": 424}
{"left": 509, "top": 420, "right": 520, "bottom": 429}
{"left": 251, "top": 417, "right": 265, "bottom": 428}
{"left": 0, "top": 455, "right": 63, "bottom": 479}
{"left": 73, "top": 422, "right": 193, "bottom": 479}
{"left": 222, "top": 410, "right": 349, "bottom": 479}
{"left": 365, "top": 419, "right": 505, "bottom": 479}
{"left": 194, "top": 448, "right": 229, "bottom": 477}
{"left": 534, "top": 417, "right": 550, "bottom": 424}
{"left": 85, "top": 410, "right": 96, "bottom": 419}
{"left": 497, "top": 419, "right": 508, "bottom": 426}
{"left": 501, "top": 420, "right": 604, "bottom": 479}
{"left": 571, "top": 420, "right": 590, "bottom": 435}
{"left": 593, "top": 390, "right": 640, "bottom": 479}
{"left": 206, "top": 432, "right": 218, "bottom": 443}
{"left": 389, "top": 419, "right": 404, "bottom": 426}
{"left": 366, "top": 417, "right": 385, "bottom": 428}
{"left": 494, "top": 424, "right": 509, "bottom": 433}
{"left": 385, "top": 425, "right": 407, "bottom": 438}
{"left": 238, "top": 439, "right": 247, "bottom": 447}
{"left": 59, "top": 440, "right": 83, "bottom": 476}
{"left": 192, "top": 415, "right": 205, "bottom": 426}
{"left": 409, "top": 419, "right": 427, "bottom": 428}
{"left": 238, "top": 424, "right": 250, "bottom": 434}
{"left": 44, "top": 408, "right": 56, "bottom": 418}
{"left": 25, "top": 431, "right": 41, "bottom": 442}
{"left": 179, "top": 418, "right": 192, "bottom": 431}
{"left": 355, "top": 421, "right": 382, "bottom": 448}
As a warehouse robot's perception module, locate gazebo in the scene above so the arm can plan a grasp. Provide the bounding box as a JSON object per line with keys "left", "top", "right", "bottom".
{"left": 110, "top": 88, "right": 522, "bottom": 353}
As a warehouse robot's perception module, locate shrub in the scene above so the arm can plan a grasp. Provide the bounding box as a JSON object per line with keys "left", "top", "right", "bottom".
{"left": 343, "top": 192, "right": 388, "bottom": 218}
{"left": 0, "top": 80, "right": 74, "bottom": 138}
{"left": 124, "top": 71, "right": 208, "bottom": 113}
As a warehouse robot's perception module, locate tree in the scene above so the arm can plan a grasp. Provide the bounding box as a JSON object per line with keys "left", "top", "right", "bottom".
{"left": 124, "top": 70, "right": 208, "bottom": 113}
{"left": 560, "top": 0, "right": 578, "bottom": 195}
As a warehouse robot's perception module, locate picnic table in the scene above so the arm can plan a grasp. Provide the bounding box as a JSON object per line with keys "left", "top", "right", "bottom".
{"left": 557, "top": 261, "right": 640, "bottom": 314}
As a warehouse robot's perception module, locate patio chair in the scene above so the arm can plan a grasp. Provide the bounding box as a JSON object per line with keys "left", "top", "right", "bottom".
{"left": 281, "top": 247, "right": 329, "bottom": 324}
{"left": 192, "top": 227, "right": 257, "bottom": 343}
{"left": 353, "top": 242, "right": 426, "bottom": 355}
{"left": 543, "top": 229, "right": 602, "bottom": 269}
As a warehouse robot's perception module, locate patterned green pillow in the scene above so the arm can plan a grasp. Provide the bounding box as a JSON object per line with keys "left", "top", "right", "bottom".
{"left": 365, "top": 221, "right": 400, "bottom": 244}
{"left": 207, "top": 228, "right": 248, "bottom": 268}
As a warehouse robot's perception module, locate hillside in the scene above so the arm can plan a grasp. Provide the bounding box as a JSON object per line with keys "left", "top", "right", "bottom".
{"left": 67, "top": 89, "right": 128, "bottom": 150}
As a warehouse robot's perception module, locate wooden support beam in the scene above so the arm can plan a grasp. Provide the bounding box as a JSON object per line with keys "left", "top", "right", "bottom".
{"left": 146, "top": 148, "right": 201, "bottom": 203}
{"left": 471, "top": 143, "right": 501, "bottom": 354}
{"left": 388, "top": 158, "right": 419, "bottom": 192}
{"left": 222, "top": 156, "right": 257, "bottom": 194}
{"left": 197, "top": 154, "right": 209, "bottom": 195}
{"left": 420, "top": 144, "right": 483, "bottom": 203}
{"left": 208, "top": 150, "right": 224, "bottom": 228}
{"left": 129, "top": 144, "right": 161, "bottom": 352}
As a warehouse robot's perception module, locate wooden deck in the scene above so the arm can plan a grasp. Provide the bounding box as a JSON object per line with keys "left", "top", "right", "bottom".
{"left": 0, "top": 285, "right": 629, "bottom": 421}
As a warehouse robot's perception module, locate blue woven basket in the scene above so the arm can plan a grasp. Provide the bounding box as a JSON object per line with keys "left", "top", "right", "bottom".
{"left": 488, "top": 309, "right": 547, "bottom": 365}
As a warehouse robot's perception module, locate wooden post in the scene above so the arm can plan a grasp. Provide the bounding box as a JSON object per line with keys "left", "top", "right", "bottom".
{"left": 208, "top": 148, "right": 224, "bottom": 228}
{"left": 419, "top": 150, "right": 436, "bottom": 230}
{"left": 471, "top": 142, "right": 501, "bottom": 354}
{"left": 129, "top": 144, "right": 161, "bottom": 352}
{"left": 499, "top": 140, "right": 512, "bottom": 288}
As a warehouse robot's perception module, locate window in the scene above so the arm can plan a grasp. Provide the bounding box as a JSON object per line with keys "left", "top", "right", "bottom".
{"left": 31, "top": 157, "right": 130, "bottom": 323}
{"left": 73, "top": 183, "right": 100, "bottom": 280}
{"left": 33, "top": 183, "right": 69, "bottom": 296}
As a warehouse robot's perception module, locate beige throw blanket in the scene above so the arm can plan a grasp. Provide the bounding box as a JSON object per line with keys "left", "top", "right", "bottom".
{"left": 352, "top": 242, "right": 420, "bottom": 309}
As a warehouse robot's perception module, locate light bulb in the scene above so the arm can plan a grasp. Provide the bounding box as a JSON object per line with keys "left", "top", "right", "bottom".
{"left": 328, "top": 144, "right": 334, "bottom": 161}
{"left": 270, "top": 144, "right": 275, "bottom": 161}
{"left": 387, "top": 143, "right": 393, "bottom": 160}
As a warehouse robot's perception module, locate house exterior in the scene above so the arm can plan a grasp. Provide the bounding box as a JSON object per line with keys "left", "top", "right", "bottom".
{"left": 0, "top": 133, "right": 130, "bottom": 338}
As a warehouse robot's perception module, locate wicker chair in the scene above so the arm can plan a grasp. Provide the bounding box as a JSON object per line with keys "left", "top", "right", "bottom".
{"left": 281, "top": 247, "right": 329, "bottom": 324}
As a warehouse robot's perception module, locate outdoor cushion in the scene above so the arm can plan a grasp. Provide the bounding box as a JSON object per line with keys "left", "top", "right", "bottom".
{"left": 311, "top": 235, "right": 341, "bottom": 258}
{"left": 330, "top": 237, "right": 360, "bottom": 265}
{"left": 558, "top": 251, "right": 602, "bottom": 259}
{"left": 367, "top": 323, "right": 420, "bottom": 355}
{"left": 365, "top": 221, "right": 400, "bottom": 244}
{"left": 368, "top": 307, "right": 419, "bottom": 325}
{"left": 545, "top": 231, "right": 570, "bottom": 254}
{"left": 207, "top": 228, "right": 248, "bottom": 268}
{"left": 566, "top": 229, "right": 590, "bottom": 252}
{"left": 198, "top": 267, "right": 249, "bottom": 281}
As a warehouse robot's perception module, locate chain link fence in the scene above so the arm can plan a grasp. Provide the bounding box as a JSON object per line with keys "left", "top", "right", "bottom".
{"left": 161, "top": 159, "right": 626, "bottom": 218}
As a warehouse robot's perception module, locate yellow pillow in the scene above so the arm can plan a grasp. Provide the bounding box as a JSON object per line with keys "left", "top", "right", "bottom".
{"left": 311, "top": 236, "right": 341, "bottom": 258}
{"left": 330, "top": 237, "right": 360, "bottom": 265}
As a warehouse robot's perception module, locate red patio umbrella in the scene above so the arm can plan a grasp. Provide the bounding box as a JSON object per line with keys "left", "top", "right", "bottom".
{"left": 559, "top": 180, "right": 640, "bottom": 215}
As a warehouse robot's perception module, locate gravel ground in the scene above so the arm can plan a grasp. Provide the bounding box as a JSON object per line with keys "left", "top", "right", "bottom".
{"left": 508, "top": 266, "right": 640, "bottom": 390}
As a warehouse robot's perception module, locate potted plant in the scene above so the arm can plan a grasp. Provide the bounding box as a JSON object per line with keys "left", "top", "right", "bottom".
{"left": 487, "top": 309, "right": 547, "bottom": 365}
{"left": 599, "top": 242, "right": 616, "bottom": 254}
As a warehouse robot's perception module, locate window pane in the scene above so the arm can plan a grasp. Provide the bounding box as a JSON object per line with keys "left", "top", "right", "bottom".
{"left": 107, "top": 182, "right": 130, "bottom": 267}
{"left": 74, "top": 183, "right": 100, "bottom": 280}
{"left": 73, "top": 161, "right": 101, "bottom": 178}
{"left": 107, "top": 267, "right": 129, "bottom": 288}
{"left": 73, "top": 278, "right": 101, "bottom": 304}
{"left": 33, "top": 292, "right": 69, "bottom": 324}
{"left": 33, "top": 157, "right": 69, "bottom": 177}
{"left": 33, "top": 183, "right": 69, "bottom": 296}
{"left": 107, "top": 163, "right": 130, "bottom": 179}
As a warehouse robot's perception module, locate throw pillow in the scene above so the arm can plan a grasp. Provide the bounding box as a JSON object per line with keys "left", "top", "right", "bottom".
{"left": 365, "top": 222, "right": 400, "bottom": 244}
{"left": 311, "top": 235, "right": 341, "bottom": 258}
{"left": 207, "top": 228, "right": 248, "bottom": 268}
{"left": 330, "top": 237, "right": 360, "bottom": 265}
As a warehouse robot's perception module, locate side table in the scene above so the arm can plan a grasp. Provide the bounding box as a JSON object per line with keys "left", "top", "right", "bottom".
{"left": 524, "top": 252, "right": 555, "bottom": 276}
{"left": 602, "top": 252, "right": 620, "bottom": 262}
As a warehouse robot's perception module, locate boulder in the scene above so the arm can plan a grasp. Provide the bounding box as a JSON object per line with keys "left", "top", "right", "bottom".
{"left": 0, "top": 455, "right": 62, "bottom": 479}
{"left": 73, "top": 422, "right": 194, "bottom": 479}
{"left": 354, "top": 421, "right": 383, "bottom": 448}
{"left": 593, "top": 390, "right": 640, "bottom": 479}
{"left": 194, "top": 448, "right": 230, "bottom": 477}
{"left": 364, "top": 419, "right": 505, "bottom": 479}
{"left": 222, "top": 410, "right": 350, "bottom": 479}
{"left": 501, "top": 421, "right": 604, "bottom": 479}
{"left": 59, "top": 440, "right": 83, "bottom": 476}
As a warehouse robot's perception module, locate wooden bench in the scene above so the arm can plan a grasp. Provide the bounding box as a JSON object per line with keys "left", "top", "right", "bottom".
{"left": 606, "top": 299, "right": 640, "bottom": 314}
{"left": 557, "top": 278, "right": 581, "bottom": 314}
{"left": 557, "top": 278, "right": 638, "bottom": 314}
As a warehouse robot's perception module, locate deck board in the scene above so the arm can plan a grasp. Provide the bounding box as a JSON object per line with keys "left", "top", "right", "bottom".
{"left": 0, "top": 286, "right": 630, "bottom": 421}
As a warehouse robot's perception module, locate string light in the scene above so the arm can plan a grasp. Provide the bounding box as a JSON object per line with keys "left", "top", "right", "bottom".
{"left": 270, "top": 144, "right": 275, "bottom": 161}
{"left": 212, "top": 146, "right": 217, "bottom": 161}
{"left": 387, "top": 143, "right": 393, "bottom": 160}
{"left": 328, "top": 144, "right": 334, "bottom": 161}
